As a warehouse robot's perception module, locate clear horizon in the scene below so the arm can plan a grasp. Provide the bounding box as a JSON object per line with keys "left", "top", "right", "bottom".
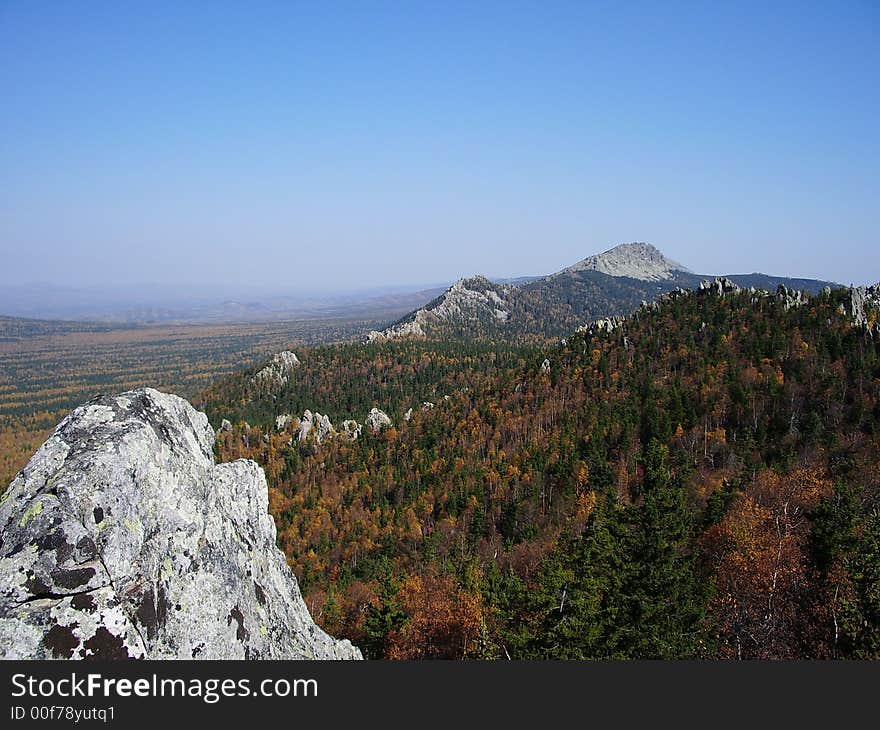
{"left": 1, "top": 2, "right": 878, "bottom": 290}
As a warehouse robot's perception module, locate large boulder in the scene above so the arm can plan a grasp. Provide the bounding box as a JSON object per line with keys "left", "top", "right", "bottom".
{"left": 0, "top": 388, "right": 361, "bottom": 660}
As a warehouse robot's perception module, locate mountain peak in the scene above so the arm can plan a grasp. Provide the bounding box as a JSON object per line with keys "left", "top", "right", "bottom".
{"left": 559, "top": 242, "right": 690, "bottom": 281}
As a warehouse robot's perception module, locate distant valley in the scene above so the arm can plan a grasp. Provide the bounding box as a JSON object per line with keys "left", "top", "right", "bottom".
{"left": 0, "top": 281, "right": 448, "bottom": 325}
{"left": 0, "top": 242, "right": 845, "bottom": 488}
{"left": 1, "top": 241, "right": 875, "bottom": 661}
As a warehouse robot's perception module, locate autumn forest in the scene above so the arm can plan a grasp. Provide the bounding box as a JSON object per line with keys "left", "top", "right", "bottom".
{"left": 195, "top": 285, "right": 880, "bottom": 659}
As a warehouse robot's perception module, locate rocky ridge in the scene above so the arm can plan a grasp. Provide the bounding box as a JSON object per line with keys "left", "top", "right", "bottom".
{"left": 572, "top": 278, "right": 877, "bottom": 349}
{"left": 844, "top": 283, "right": 880, "bottom": 333}
{"left": 361, "top": 244, "right": 837, "bottom": 344}
{"left": 367, "top": 277, "right": 512, "bottom": 343}
{"left": 269, "top": 406, "right": 394, "bottom": 445}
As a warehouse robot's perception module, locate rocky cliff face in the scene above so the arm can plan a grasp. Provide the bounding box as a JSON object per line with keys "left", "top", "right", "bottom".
{"left": 360, "top": 244, "right": 839, "bottom": 344}
{"left": 572, "top": 279, "right": 875, "bottom": 353}
{"left": 0, "top": 388, "right": 361, "bottom": 660}
{"left": 365, "top": 408, "right": 393, "bottom": 433}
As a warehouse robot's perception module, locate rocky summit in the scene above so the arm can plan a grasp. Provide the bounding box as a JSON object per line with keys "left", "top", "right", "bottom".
{"left": 0, "top": 388, "right": 361, "bottom": 660}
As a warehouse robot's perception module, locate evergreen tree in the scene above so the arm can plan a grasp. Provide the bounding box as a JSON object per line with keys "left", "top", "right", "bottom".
{"left": 620, "top": 440, "right": 706, "bottom": 658}
{"left": 840, "top": 510, "right": 880, "bottom": 658}
{"left": 522, "top": 495, "right": 627, "bottom": 658}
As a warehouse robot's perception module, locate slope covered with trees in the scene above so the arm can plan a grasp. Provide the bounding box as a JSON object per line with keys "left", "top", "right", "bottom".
{"left": 201, "top": 285, "right": 879, "bottom": 659}
{"left": 365, "top": 264, "right": 837, "bottom": 344}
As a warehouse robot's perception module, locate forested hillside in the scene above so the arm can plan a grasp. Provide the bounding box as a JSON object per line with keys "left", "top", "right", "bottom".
{"left": 201, "top": 284, "right": 880, "bottom": 659}
{"left": 367, "top": 265, "right": 836, "bottom": 344}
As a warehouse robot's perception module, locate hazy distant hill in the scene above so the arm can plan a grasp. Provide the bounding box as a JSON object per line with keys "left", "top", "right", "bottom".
{"left": 0, "top": 282, "right": 447, "bottom": 325}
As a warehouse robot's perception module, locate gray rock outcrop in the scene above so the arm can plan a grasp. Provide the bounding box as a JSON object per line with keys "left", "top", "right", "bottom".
{"left": 0, "top": 388, "right": 361, "bottom": 660}
{"left": 366, "top": 277, "right": 512, "bottom": 343}
{"left": 776, "top": 283, "right": 808, "bottom": 311}
{"left": 576, "top": 315, "right": 626, "bottom": 336}
{"left": 316, "top": 414, "right": 335, "bottom": 442}
{"left": 294, "top": 410, "right": 336, "bottom": 444}
{"left": 846, "top": 283, "right": 880, "bottom": 331}
{"left": 365, "top": 408, "right": 392, "bottom": 433}
{"left": 698, "top": 277, "right": 741, "bottom": 297}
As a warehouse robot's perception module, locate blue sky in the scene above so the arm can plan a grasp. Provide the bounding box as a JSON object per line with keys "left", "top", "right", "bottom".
{"left": 1, "top": 1, "right": 877, "bottom": 292}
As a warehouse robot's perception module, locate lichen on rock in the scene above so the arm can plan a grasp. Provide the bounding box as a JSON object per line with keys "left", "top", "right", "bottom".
{"left": 0, "top": 388, "right": 360, "bottom": 660}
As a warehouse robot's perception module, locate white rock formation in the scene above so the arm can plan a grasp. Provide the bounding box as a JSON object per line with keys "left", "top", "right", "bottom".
{"left": 294, "top": 410, "right": 336, "bottom": 444}
{"left": 776, "top": 284, "right": 808, "bottom": 311}
{"left": 845, "top": 283, "right": 880, "bottom": 331}
{"left": 366, "top": 319, "right": 426, "bottom": 343}
{"left": 0, "top": 388, "right": 360, "bottom": 660}
{"left": 365, "top": 408, "right": 392, "bottom": 433}
{"left": 252, "top": 351, "right": 300, "bottom": 389}
{"left": 698, "top": 277, "right": 741, "bottom": 297}
{"left": 576, "top": 316, "right": 626, "bottom": 336}
{"left": 275, "top": 414, "right": 293, "bottom": 431}
{"left": 316, "top": 414, "right": 335, "bottom": 442}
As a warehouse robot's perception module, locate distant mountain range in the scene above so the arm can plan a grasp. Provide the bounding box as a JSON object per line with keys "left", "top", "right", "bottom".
{"left": 1, "top": 243, "right": 841, "bottom": 331}
{"left": 0, "top": 282, "right": 447, "bottom": 325}
{"left": 367, "top": 242, "right": 839, "bottom": 342}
